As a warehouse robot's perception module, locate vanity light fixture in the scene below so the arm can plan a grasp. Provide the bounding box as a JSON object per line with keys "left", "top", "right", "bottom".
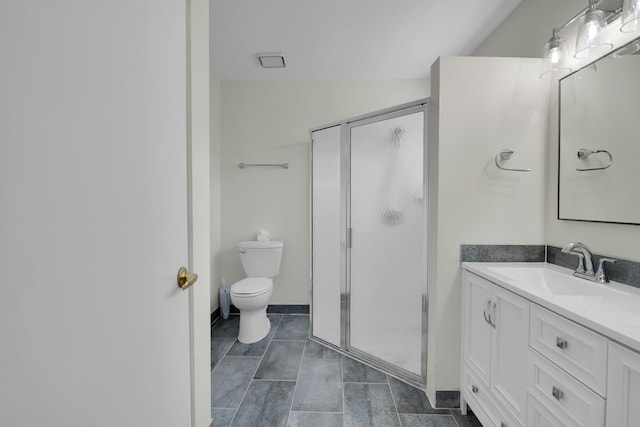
{"left": 540, "top": 29, "right": 572, "bottom": 80}
{"left": 539, "top": 0, "right": 628, "bottom": 79}
{"left": 574, "top": 0, "right": 613, "bottom": 59}
{"left": 621, "top": 0, "right": 640, "bottom": 32}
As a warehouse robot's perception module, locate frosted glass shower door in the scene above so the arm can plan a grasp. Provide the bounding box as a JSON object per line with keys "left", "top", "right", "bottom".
{"left": 348, "top": 109, "right": 425, "bottom": 378}
{"left": 311, "top": 125, "right": 343, "bottom": 347}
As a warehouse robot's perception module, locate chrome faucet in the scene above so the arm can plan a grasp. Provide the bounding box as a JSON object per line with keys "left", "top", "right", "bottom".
{"left": 561, "top": 242, "right": 617, "bottom": 284}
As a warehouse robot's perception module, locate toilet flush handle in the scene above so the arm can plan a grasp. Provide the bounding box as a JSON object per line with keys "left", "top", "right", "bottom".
{"left": 239, "top": 248, "right": 246, "bottom": 253}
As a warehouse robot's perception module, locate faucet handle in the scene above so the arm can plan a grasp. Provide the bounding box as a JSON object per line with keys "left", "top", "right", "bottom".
{"left": 573, "top": 253, "right": 586, "bottom": 274}
{"left": 595, "top": 258, "right": 617, "bottom": 284}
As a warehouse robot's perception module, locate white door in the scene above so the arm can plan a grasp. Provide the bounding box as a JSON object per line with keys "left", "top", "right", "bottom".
{"left": 492, "top": 286, "right": 530, "bottom": 424}
{"left": 348, "top": 108, "right": 425, "bottom": 379}
{"left": 463, "top": 272, "right": 494, "bottom": 386}
{"left": 0, "top": 2, "right": 192, "bottom": 426}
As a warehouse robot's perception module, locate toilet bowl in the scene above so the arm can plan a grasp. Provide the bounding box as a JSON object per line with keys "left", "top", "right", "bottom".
{"left": 230, "top": 278, "right": 273, "bottom": 343}
{"left": 229, "top": 240, "right": 283, "bottom": 344}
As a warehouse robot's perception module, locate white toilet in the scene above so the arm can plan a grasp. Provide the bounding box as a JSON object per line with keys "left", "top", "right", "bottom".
{"left": 230, "top": 240, "right": 283, "bottom": 344}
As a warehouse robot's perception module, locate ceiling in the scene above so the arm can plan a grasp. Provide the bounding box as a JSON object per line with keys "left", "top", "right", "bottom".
{"left": 210, "top": 0, "right": 523, "bottom": 80}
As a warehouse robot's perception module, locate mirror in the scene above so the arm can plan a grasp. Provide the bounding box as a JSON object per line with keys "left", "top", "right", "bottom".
{"left": 558, "top": 36, "right": 640, "bottom": 225}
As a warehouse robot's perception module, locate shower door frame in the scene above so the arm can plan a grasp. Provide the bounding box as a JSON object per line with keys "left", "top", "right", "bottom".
{"left": 310, "top": 98, "right": 430, "bottom": 388}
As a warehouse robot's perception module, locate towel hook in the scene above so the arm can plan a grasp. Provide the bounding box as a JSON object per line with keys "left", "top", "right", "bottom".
{"left": 576, "top": 148, "right": 613, "bottom": 171}
{"left": 495, "top": 149, "right": 532, "bottom": 172}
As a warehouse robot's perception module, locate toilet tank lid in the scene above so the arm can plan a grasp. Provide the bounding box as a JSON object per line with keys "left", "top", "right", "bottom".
{"left": 239, "top": 241, "right": 283, "bottom": 249}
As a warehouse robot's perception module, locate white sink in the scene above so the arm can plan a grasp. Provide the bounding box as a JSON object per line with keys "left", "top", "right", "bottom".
{"left": 486, "top": 265, "right": 610, "bottom": 296}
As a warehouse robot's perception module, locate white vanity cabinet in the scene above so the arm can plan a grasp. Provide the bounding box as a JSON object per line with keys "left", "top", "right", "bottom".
{"left": 461, "top": 262, "right": 640, "bottom": 427}
{"left": 462, "top": 271, "right": 529, "bottom": 427}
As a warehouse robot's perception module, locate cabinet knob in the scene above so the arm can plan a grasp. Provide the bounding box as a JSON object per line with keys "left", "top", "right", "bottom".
{"left": 552, "top": 386, "right": 564, "bottom": 401}
{"left": 471, "top": 384, "right": 479, "bottom": 394}
{"left": 556, "top": 337, "right": 568, "bottom": 350}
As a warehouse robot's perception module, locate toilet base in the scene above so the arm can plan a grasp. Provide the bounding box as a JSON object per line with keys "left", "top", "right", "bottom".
{"left": 237, "top": 307, "right": 271, "bottom": 344}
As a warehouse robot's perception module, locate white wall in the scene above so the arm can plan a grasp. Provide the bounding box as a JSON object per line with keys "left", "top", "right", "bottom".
{"left": 210, "top": 73, "right": 222, "bottom": 310}
{"left": 473, "top": 0, "right": 584, "bottom": 58}
{"left": 428, "top": 57, "right": 549, "bottom": 397}
{"left": 188, "top": 0, "right": 212, "bottom": 424}
{"left": 474, "top": 0, "right": 640, "bottom": 262}
{"left": 220, "top": 80, "right": 429, "bottom": 304}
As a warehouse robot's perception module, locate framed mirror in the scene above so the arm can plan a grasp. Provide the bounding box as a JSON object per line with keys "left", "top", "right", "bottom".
{"left": 558, "top": 36, "right": 640, "bottom": 225}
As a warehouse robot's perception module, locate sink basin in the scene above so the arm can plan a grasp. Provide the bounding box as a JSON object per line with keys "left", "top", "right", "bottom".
{"left": 485, "top": 265, "right": 608, "bottom": 297}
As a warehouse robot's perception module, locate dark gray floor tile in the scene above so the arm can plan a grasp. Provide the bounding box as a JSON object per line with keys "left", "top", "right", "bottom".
{"left": 226, "top": 315, "right": 282, "bottom": 357}
{"left": 287, "top": 412, "right": 343, "bottom": 427}
{"left": 303, "top": 339, "right": 342, "bottom": 359}
{"left": 211, "top": 408, "right": 236, "bottom": 427}
{"left": 273, "top": 315, "right": 309, "bottom": 341}
{"left": 211, "top": 356, "right": 261, "bottom": 408}
{"left": 212, "top": 315, "right": 240, "bottom": 338}
{"left": 231, "top": 380, "right": 295, "bottom": 427}
{"left": 343, "top": 356, "right": 387, "bottom": 383}
{"left": 344, "top": 383, "right": 401, "bottom": 427}
{"left": 292, "top": 358, "right": 343, "bottom": 412}
{"left": 389, "top": 377, "right": 448, "bottom": 415}
{"left": 450, "top": 409, "right": 483, "bottom": 427}
{"left": 254, "top": 340, "right": 305, "bottom": 380}
{"left": 211, "top": 338, "right": 235, "bottom": 370}
{"left": 399, "top": 413, "right": 459, "bottom": 427}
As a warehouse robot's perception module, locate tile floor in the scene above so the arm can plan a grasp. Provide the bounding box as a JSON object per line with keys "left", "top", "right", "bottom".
{"left": 211, "top": 313, "right": 481, "bottom": 427}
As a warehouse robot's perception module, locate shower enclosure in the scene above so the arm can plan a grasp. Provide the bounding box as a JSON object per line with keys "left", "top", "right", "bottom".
{"left": 311, "top": 99, "right": 429, "bottom": 386}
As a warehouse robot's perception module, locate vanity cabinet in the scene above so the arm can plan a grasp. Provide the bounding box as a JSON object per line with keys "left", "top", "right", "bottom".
{"left": 462, "top": 264, "right": 640, "bottom": 427}
{"left": 462, "top": 272, "right": 529, "bottom": 426}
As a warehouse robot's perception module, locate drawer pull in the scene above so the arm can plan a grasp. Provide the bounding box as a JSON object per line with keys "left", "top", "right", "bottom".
{"left": 483, "top": 299, "right": 492, "bottom": 326}
{"left": 471, "top": 384, "right": 479, "bottom": 394}
{"left": 552, "top": 386, "right": 564, "bottom": 401}
{"left": 489, "top": 301, "right": 497, "bottom": 328}
{"left": 556, "top": 337, "right": 568, "bottom": 350}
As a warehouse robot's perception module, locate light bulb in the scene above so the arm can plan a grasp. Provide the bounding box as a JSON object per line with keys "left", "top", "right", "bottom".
{"left": 540, "top": 30, "right": 571, "bottom": 79}
{"left": 575, "top": 6, "right": 612, "bottom": 59}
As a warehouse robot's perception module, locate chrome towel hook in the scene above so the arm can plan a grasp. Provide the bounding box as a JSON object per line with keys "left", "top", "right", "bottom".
{"left": 576, "top": 148, "right": 613, "bottom": 171}
{"left": 495, "top": 149, "right": 532, "bottom": 172}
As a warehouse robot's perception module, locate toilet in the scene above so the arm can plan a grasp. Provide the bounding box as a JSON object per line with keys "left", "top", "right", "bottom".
{"left": 230, "top": 240, "right": 283, "bottom": 344}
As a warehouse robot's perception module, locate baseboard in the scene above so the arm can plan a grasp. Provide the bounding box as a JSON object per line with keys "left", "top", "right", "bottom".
{"left": 211, "top": 305, "right": 309, "bottom": 327}
{"left": 267, "top": 304, "right": 309, "bottom": 314}
{"left": 435, "top": 390, "right": 460, "bottom": 408}
{"left": 210, "top": 308, "right": 220, "bottom": 327}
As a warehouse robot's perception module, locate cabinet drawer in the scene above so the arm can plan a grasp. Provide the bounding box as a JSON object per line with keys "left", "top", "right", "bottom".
{"left": 529, "top": 304, "right": 607, "bottom": 395}
{"left": 528, "top": 350, "right": 605, "bottom": 427}
{"left": 527, "top": 391, "right": 578, "bottom": 427}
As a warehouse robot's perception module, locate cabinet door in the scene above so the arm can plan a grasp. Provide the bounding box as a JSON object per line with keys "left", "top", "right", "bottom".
{"left": 606, "top": 342, "right": 640, "bottom": 427}
{"left": 492, "top": 285, "right": 529, "bottom": 424}
{"left": 463, "top": 272, "right": 493, "bottom": 386}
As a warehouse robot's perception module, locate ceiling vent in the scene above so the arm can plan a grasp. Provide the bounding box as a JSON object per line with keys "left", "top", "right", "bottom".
{"left": 257, "top": 53, "right": 286, "bottom": 68}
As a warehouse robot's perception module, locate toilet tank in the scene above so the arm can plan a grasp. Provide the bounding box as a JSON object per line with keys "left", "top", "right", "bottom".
{"left": 238, "top": 241, "right": 283, "bottom": 278}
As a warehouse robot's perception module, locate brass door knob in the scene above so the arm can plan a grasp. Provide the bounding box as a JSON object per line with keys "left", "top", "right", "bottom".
{"left": 177, "top": 267, "right": 198, "bottom": 290}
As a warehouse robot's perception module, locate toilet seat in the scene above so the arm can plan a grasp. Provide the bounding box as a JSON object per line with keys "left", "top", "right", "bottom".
{"left": 231, "top": 278, "right": 272, "bottom": 298}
